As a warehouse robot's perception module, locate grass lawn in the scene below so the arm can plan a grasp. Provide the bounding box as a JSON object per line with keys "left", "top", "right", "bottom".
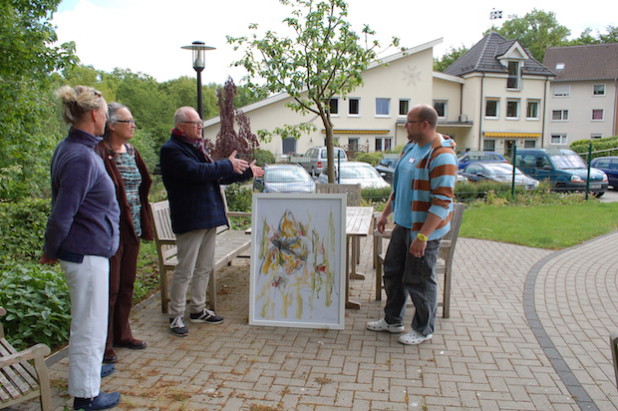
{"left": 460, "top": 201, "right": 618, "bottom": 249}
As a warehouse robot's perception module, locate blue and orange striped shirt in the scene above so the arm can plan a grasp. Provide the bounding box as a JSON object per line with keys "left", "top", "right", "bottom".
{"left": 392, "top": 135, "right": 457, "bottom": 240}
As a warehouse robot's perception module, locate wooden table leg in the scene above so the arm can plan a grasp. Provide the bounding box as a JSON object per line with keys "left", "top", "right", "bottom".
{"left": 345, "top": 235, "right": 361, "bottom": 309}
{"left": 350, "top": 235, "right": 365, "bottom": 281}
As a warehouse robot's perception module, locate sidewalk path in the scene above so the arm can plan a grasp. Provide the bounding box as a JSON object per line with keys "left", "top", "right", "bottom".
{"left": 10, "top": 232, "right": 618, "bottom": 410}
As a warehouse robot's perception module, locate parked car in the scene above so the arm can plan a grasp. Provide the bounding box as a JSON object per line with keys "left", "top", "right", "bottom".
{"left": 375, "top": 157, "right": 399, "bottom": 183}
{"left": 457, "top": 151, "right": 507, "bottom": 170}
{"left": 253, "top": 164, "right": 316, "bottom": 193}
{"left": 317, "top": 161, "right": 390, "bottom": 189}
{"left": 516, "top": 148, "right": 608, "bottom": 196}
{"left": 459, "top": 162, "right": 539, "bottom": 190}
{"left": 590, "top": 156, "right": 618, "bottom": 190}
{"left": 297, "top": 146, "right": 347, "bottom": 176}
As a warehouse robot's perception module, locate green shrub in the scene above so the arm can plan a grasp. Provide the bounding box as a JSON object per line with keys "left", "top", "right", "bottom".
{"left": 361, "top": 186, "right": 391, "bottom": 202}
{"left": 0, "top": 198, "right": 50, "bottom": 261}
{"left": 254, "top": 149, "right": 276, "bottom": 166}
{"left": 224, "top": 182, "right": 252, "bottom": 212}
{"left": 0, "top": 262, "right": 71, "bottom": 350}
{"left": 354, "top": 152, "right": 383, "bottom": 166}
{"left": 571, "top": 135, "right": 618, "bottom": 160}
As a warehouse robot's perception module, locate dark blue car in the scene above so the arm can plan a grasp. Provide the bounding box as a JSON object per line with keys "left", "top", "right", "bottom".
{"left": 375, "top": 157, "right": 399, "bottom": 184}
{"left": 590, "top": 156, "right": 618, "bottom": 189}
{"left": 457, "top": 151, "right": 507, "bottom": 170}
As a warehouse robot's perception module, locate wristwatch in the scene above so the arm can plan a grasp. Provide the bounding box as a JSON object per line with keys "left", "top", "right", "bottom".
{"left": 416, "top": 232, "right": 428, "bottom": 242}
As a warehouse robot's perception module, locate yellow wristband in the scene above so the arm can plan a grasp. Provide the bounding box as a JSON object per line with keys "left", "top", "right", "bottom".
{"left": 416, "top": 232, "right": 428, "bottom": 242}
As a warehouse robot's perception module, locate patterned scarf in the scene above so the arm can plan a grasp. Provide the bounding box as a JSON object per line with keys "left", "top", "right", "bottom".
{"left": 171, "top": 128, "right": 212, "bottom": 162}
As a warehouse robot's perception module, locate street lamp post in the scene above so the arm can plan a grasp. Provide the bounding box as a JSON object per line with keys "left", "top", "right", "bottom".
{"left": 181, "top": 41, "right": 215, "bottom": 121}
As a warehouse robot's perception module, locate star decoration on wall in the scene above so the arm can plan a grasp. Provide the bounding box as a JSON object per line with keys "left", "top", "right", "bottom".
{"left": 402, "top": 65, "right": 421, "bottom": 86}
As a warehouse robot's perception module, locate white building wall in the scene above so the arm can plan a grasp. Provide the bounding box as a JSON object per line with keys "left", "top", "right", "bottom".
{"left": 547, "top": 80, "right": 618, "bottom": 147}
{"left": 203, "top": 43, "right": 437, "bottom": 157}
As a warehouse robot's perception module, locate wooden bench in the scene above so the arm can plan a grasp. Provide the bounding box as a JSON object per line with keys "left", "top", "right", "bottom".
{"left": 374, "top": 203, "right": 465, "bottom": 319}
{"left": 0, "top": 307, "right": 52, "bottom": 411}
{"left": 150, "top": 200, "right": 251, "bottom": 313}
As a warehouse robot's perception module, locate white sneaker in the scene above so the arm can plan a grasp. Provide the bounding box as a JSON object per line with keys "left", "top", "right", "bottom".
{"left": 366, "top": 318, "right": 404, "bottom": 333}
{"left": 398, "top": 330, "right": 432, "bottom": 345}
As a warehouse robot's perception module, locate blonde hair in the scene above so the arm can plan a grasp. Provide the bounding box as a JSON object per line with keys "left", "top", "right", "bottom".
{"left": 56, "top": 85, "right": 105, "bottom": 125}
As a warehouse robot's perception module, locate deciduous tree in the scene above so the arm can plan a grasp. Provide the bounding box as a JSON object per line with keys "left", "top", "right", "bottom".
{"left": 228, "top": 0, "right": 396, "bottom": 182}
{"left": 486, "top": 9, "right": 570, "bottom": 62}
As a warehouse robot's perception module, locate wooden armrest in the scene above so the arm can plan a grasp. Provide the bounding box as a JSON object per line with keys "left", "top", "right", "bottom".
{"left": 439, "top": 239, "right": 452, "bottom": 248}
{"left": 373, "top": 228, "right": 393, "bottom": 238}
{"left": 157, "top": 238, "right": 176, "bottom": 245}
{"left": 0, "top": 343, "right": 51, "bottom": 367}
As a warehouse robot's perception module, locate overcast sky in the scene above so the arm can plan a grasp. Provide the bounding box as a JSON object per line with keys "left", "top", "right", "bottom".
{"left": 53, "top": 0, "right": 614, "bottom": 84}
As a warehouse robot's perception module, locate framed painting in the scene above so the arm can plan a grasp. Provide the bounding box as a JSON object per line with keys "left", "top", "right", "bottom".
{"left": 249, "top": 193, "right": 347, "bottom": 329}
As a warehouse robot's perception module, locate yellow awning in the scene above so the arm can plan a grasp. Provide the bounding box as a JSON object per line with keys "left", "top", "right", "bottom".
{"left": 321, "top": 129, "right": 390, "bottom": 135}
{"left": 484, "top": 132, "right": 541, "bottom": 138}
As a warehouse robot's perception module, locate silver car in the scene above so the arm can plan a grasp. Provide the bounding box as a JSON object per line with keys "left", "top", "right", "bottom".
{"left": 253, "top": 164, "right": 316, "bottom": 193}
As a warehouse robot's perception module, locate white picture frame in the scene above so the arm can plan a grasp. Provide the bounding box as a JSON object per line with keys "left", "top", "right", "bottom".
{"left": 249, "top": 193, "right": 347, "bottom": 329}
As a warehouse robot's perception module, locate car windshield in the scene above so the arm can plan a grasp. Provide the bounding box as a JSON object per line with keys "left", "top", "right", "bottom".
{"left": 550, "top": 153, "right": 587, "bottom": 169}
{"left": 340, "top": 165, "right": 380, "bottom": 179}
{"left": 320, "top": 149, "right": 345, "bottom": 159}
{"left": 265, "top": 168, "right": 308, "bottom": 183}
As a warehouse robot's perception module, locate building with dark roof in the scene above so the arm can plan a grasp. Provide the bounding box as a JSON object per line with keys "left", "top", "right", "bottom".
{"left": 543, "top": 43, "right": 618, "bottom": 146}
{"left": 437, "top": 32, "right": 555, "bottom": 155}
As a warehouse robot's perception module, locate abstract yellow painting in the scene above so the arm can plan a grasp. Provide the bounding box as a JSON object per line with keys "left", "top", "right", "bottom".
{"left": 250, "top": 193, "right": 346, "bottom": 329}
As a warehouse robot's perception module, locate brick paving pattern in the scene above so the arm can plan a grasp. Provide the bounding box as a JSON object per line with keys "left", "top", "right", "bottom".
{"left": 9, "top": 232, "right": 618, "bottom": 410}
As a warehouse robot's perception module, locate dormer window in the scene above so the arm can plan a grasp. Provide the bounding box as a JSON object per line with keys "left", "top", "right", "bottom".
{"left": 507, "top": 61, "right": 521, "bottom": 89}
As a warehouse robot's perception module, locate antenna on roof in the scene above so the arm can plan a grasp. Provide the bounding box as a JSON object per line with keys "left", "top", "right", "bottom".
{"left": 490, "top": 9, "right": 503, "bottom": 20}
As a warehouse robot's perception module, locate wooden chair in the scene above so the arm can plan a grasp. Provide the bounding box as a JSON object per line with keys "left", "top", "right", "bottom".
{"left": 150, "top": 198, "right": 252, "bottom": 314}
{"left": 0, "top": 307, "right": 52, "bottom": 411}
{"left": 316, "top": 183, "right": 363, "bottom": 264}
{"left": 316, "top": 183, "right": 362, "bottom": 206}
{"left": 375, "top": 203, "right": 465, "bottom": 319}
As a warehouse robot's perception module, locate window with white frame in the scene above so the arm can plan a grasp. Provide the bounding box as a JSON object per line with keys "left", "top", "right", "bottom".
{"left": 526, "top": 100, "right": 540, "bottom": 119}
{"left": 551, "top": 134, "right": 568, "bottom": 145}
{"left": 483, "top": 139, "right": 496, "bottom": 151}
{"left": 348, "top": 98, "right": 360, "bottom": 116}
{"left": 552, "top": 110, "right": 568, "bottom": 121}
{"left": 375, "top": 98, "right": 390, "bottom": 116}
{"left": 592, "top": 109, "right": 604, "bottom": 121}
{"left": 553, "top": 85, "right": 570, "bottom": 97}
{"left": 433, "top": 100, "right": 447, "bottom": 118}
{"left": 375, "top": 137, "right": 393, "bottom": 152}
{"left": 593, "top": 84, "right": 605, "bottom": 96}
{"left": 485, "top": 99, "right": 499, "bottom": 118}
{"left": 282, "top": 137, "right": 296, "bottom": 154}
{"left": 507, "top": 61, "right": 521, "bottom": 89}
{"left": 348, "top": 137, "right": 359, "bottom": 151}
{"left": 398, "top": 99, "right": 410, "bottom": 116}
{"left": 524, "top": 139, "right": 536, "bottom": 148}
{"left": 506, "top": 99, "right": 520, "bottom": 119}
{"left": 329, "top": 98, "right": 339, "bottom": 115}
{"left": 591, "top": 133, "right": 602, "bottom": 139}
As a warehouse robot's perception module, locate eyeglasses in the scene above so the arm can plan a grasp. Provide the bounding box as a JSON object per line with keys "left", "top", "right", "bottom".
{"left": 116, "top": 119, "right": 136, "bottom": 125}
{"left": 181, "top": 121, "right": 203, "bottom": 126}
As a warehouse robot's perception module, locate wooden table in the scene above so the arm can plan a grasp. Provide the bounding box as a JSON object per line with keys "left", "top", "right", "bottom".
{"left": 345, "top": 206, "right": 374, "bottom": 309}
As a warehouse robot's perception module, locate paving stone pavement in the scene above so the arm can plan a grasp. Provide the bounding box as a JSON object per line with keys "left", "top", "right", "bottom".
{"left": 9, "top": 232, "right": 618, "bottom": 410}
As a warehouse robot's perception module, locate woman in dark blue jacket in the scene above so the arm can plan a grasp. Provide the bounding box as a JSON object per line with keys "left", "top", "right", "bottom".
{"left": 40, "top": 85, "right": 121, "bottom": 411}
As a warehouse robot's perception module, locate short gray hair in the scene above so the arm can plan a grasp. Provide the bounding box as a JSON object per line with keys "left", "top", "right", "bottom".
{"left": 103, "top": 102, "right": 129, "bottom": 139}
{"left": 174, "top": 106, "right": 197, "bottom": 127}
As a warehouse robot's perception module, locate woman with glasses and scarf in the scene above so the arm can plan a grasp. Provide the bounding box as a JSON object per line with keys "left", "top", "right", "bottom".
{"left": 95, "top": 103, "right": 153, "bottom": 365}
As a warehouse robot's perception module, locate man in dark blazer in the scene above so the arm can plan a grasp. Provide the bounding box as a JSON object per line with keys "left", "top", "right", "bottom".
{"left": 160, "top": 106, "right": 263, "bottom": 336}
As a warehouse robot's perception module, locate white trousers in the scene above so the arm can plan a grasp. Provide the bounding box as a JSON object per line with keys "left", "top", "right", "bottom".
{"left": 169, "top": 228, "right": 216, "bottom": 317}
{"left": 61, "top": 255, "right": 109, "bottom": 398}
